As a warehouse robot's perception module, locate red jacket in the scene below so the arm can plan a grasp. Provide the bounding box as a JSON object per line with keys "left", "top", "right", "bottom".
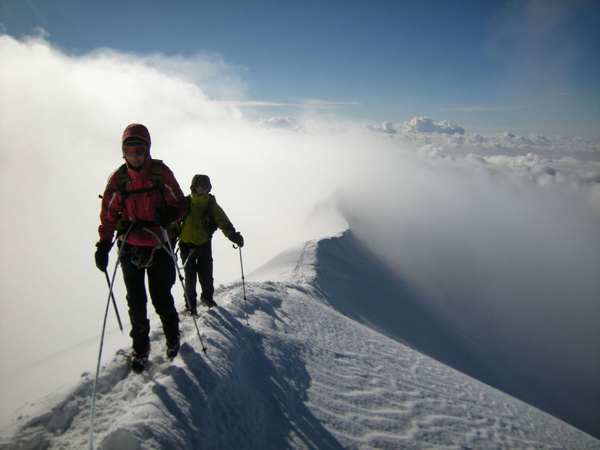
{"left": 98, "top": 158, "right": 185, "bottom": 247}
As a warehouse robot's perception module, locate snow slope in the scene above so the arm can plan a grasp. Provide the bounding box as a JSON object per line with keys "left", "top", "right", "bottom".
{"left": 2, "top": 232, "right": 599, "bottom": 450}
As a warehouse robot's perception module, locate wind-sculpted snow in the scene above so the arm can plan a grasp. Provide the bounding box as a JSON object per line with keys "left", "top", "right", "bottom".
{"left": 3, "top": 235, "right": 599, "bottom": 449}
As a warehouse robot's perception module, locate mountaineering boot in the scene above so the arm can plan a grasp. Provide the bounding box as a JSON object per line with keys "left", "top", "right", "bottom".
{"left": 201, "top": 296, "right": 217, "bottom": 309}
{"left": 130, "top": 349, "right": 149, "bottom": 373}
{"left": 166, "top": 335, "right": 180, "bottom": 360}
{"left": 185, "top": 304, "right": 198, "bottom": 317}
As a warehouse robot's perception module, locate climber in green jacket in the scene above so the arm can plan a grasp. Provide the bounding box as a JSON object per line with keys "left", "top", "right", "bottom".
{"left": 179, "top": 174, "right": 244, "bottom": 315}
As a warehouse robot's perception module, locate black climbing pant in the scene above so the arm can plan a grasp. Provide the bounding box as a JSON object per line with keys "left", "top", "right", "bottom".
{"left": 120, "top": 244, "right": 179, "bottom": 355}
{"left": 180, "top": 241, "right": 214, "bottom": 310}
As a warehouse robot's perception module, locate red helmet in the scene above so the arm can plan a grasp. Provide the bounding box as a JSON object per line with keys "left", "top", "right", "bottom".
{"left": 122, "top": 123, "right": 151, "bottom": 148}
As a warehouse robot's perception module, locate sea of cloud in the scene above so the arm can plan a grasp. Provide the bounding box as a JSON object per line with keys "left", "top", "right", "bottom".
{"left": 1, "top": 33, "right": 599, "bottom": 432}
{"left": 342, "top": 119, "right": 600, "bottom": 433}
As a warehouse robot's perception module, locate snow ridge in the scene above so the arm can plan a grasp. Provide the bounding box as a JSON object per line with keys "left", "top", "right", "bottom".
{"left": 3, "top": 233, "right": 599, "bottom": 449}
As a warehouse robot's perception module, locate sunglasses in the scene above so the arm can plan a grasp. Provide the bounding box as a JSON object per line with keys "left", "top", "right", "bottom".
{"left": 123, "top": 147, "right": 147, "bottom": 157}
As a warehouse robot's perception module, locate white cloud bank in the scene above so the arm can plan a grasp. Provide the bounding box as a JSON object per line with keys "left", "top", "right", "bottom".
{"left": 1, "top": 33, "right": 599, "bottom": 434}
{"left": 258, "top": 116, "right": 302, "bottom": 131}
{"left": 405, "top": 116, "right": 465, "bottom": 135}
{"left": 368, "top": 116, "right": 465, "bottom": 135}
{"left": 0, "top": 34, "right": 353, "bottom": 376}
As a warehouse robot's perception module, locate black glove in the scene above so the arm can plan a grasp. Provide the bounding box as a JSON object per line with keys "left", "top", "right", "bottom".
{"left": 116, "top": 219, "right": 133, "bottom": 236}
{"left": 156, "top": 205, "right": 178, "bottom": 227}
{"left": 95, "top": 241, "right": 112, "bottom": 272}
{"left": 230, "top": 231, "right": 244, "bottom": 248}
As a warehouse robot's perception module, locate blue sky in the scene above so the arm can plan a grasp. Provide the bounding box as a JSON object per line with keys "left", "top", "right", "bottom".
{"left": 2, "top": 0, "right": 599, "bottom": 137}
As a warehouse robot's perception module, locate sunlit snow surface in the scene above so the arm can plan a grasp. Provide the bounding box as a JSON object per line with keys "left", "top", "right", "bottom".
{"left": 2, "top": 233, "right": 599, "bottom": 450}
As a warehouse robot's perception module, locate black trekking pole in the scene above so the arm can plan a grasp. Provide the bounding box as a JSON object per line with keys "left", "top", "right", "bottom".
{"left": 89, "top": 279, "right": 112, "bottom": 450}
{"left": 102, "top": 270, "right": 123, "bottom": 333}
{"left": 89, "top": 222, "right": 134, "bottom": 450}
{"left": 233, "top": 245, "right": 249, "bottom": 326}
{"left": 159, "top": 227, "right": 207, "bottom": 354}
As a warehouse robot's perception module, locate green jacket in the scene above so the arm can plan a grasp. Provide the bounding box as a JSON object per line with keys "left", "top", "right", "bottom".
{"left": 179, "top": 193, "right": 236, "bottom": 246}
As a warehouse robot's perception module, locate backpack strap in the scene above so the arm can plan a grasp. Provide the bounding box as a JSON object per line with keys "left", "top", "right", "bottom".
{"left": 115, "top": 163, "right": 129, "bottom": 195}
{"left": 206, "top": 194, "right": 218, "bottom": 235}
{"left": 150, "top": 160, "right": 164, "bottom": 192}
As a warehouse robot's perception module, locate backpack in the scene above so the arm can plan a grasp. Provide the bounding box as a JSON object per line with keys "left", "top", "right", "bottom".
{"left": 184, "top": 194, "right": 218, "bottom": 235}
{"left": 115, "top": 159, "right": 165, "bottom": 199}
